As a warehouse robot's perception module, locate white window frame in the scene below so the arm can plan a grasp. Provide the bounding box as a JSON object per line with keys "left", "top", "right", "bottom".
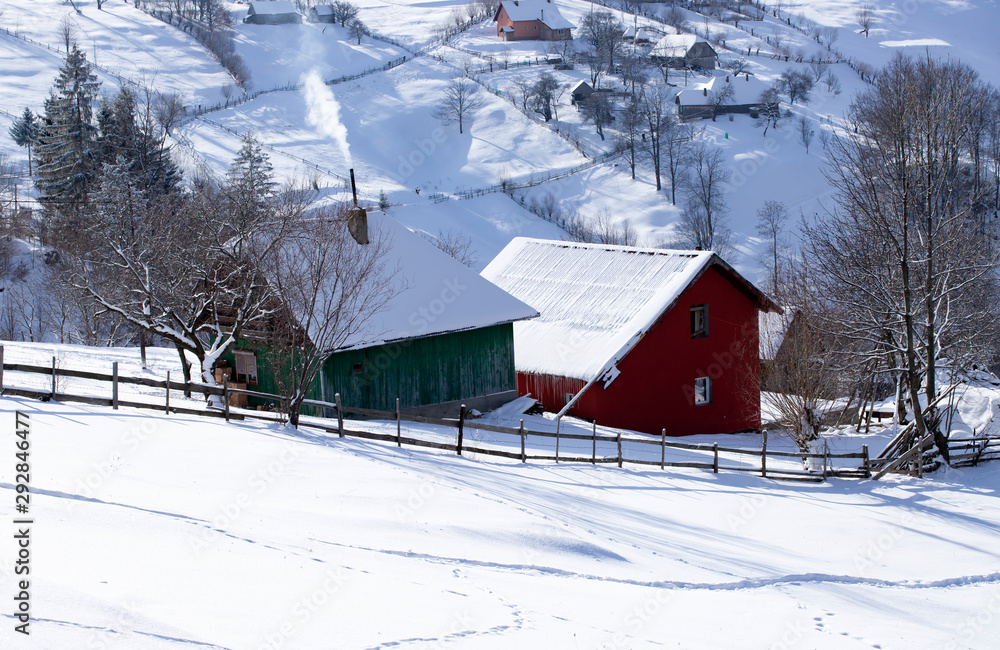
{"left": 233, "top": 350, "right": 258, "bottom": 385}
{"left": 694, "top": 376, "right": 712, "bottom": 406}
{"left": 690, "top": 304, "right": 709, "bottom": 339}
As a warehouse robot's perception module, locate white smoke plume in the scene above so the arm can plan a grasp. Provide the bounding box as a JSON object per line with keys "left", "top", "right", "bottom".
{"left": 301, "top": 69, "right": 352, "bottom": 166}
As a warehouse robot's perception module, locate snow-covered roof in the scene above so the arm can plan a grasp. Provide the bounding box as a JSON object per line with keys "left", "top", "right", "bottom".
{"left": 311, "top": 5, "right": 334, "bottom": 15}
{"left": 570, "top": 80, "right": 592, "bottom": 94}
{"left": 334, "top": 212, "right": 538, "bottom": 351}
{"left": 248, "top": 1, "right": 299, "bottom": 15}
{"left": 623, "top": 25, "right": 637, "bottom": 38}
{"left": 650, "top": 33, "right": 698, "bottom": 58}
{"left": 635, "top": 28, "right": 655, "bottom": 42}
{"left": 676, "top": 73, "right": 769, "bottom": 106}
{"left": 496, "top": 0, "right": 575, "bottom": 30}
{"left": 759, "top": 310, "right": 789, "bottom": 361}
{"left": 480, "top": 240, "right": 705, "bottom": 381}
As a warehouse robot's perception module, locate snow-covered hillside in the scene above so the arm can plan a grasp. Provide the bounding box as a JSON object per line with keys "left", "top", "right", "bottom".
{"left": 3, "top": 0, "right": 1000, "bottom": 277}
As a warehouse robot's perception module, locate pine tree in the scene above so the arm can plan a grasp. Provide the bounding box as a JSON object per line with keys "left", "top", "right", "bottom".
{"left": 226, "top": 133, "right": 276, "bottom": 228}
{"left": 97, "top": 86, "right": 181, "bottom": 201}
{"left": 8, "top": 108, "right": 38, "bottom": 175}
{"left": 34, "top": 43, "right": 102, "bottom": 235}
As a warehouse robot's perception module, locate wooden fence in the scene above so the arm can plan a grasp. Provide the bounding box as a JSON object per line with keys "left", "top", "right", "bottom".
{"left": 0, "top": 348, "right": 876, "bottom": 481}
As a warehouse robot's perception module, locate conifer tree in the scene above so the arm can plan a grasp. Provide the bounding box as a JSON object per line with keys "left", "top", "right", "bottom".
{"left": 34, "top": 43, "right": 102, "bottom": 237}
{"left": 8, "top": 108, "right": 38, "bottom": 175}
{"left": 226, "top": 133, "right": 276, "bottom": 229}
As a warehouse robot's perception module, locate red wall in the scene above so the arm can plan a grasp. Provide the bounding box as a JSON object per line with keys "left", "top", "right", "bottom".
{"left": 520, "top": 265, "right": 761, "bottom": 436}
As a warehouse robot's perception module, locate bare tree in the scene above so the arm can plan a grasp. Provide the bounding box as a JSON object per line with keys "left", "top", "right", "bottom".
{"left": 260, "top": 204, "right": 398, "bottom": 427}
{"left": 580, "top": 11, "right": 624, "bottom": 77}
{"left": 153, "top": 91, "right": 185, "bottom": 135}
{"left": 330, "top": 0, "right": 359, "bottom": 27}
{"left": 755, "top": 200, "right": 789, "bottom": 296}
{"left": 616, "top": 97, "right": 643, "bottom": 180}
{"left": 581, "top": 92, "right": 613, "bottom": 141}
{"left": 432, "top": 79, "right": 485, "bottom": 134}
{"left": 798, "top": 116, "right": 815, "bottom": 153}
{"left": 639, "top": 85, "right": 676, "bottom": 192}
{"left": 856, "top": 4, "right": 876, "bottom": 38}
{"left": 529, "top": 73, "right": 562, "bottom": 122}
{"left": 754, "top": 86, "right": 783, "bottom": 136}
{"left": 804, "top": 53, "right": 1000, "bottom": 458}
{"left": 778, "top": 69, "right": 814, "bottom": 105}
{"left": 426, "top": 228, "right": 478, "bottom": 267}
{"left": 676, "top": 143, "right": 733, "bottom": 257}
{"left": 348, "top": 18, "right": 369, "bottom": 44}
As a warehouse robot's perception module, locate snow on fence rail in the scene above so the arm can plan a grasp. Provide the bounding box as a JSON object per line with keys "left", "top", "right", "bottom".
{"left": 0, "top": 346, "right": 879, "bottom": 482}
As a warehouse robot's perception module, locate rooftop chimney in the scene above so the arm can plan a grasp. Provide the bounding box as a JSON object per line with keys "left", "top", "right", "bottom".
{"left": 347, "top": 169, "right": 369, "bottom": 245}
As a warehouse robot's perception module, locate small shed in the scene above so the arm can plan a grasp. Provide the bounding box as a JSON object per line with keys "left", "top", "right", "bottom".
{"left": 650, "top": 34, "right": 717, "bottom": 69}
{"left": 493, "top": 0, "right": 575, "bottom": 41}
{"left": 482, "top": 239, "right": 781, "bottom": 436}
{"left": 308, "top": 5, "right": 335, "bottom": 23}
{"left": 570, "top": 80, "right": 594, "bottom": 105}
{"left": 244, "top": 1, "right": 302, "bottom": 24}
{"left": 225, "top": 213, "right": 538, "bottom": 416}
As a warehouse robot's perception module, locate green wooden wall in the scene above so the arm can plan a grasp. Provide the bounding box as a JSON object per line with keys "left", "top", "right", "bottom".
{"left": 320, "top": 323, "right": 516, "bottom": 412}
{"left": 221, "top": 323, "right": 516, "bottom": 413}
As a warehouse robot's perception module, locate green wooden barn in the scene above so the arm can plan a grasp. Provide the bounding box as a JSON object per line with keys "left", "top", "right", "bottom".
{"left": 220, "top": 211, "right": 538, "bottom": 416}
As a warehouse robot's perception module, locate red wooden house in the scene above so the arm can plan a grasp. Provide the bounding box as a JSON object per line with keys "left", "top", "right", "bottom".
{"left": 493, "top": 0, "right": 575, "bottom": 41}
{"left": 481, "top": 239, "right": 781, "bottom": 436}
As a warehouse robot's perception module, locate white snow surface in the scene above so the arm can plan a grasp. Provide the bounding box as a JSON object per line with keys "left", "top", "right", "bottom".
{"left": 482, "top": 238, "right": 714, "bottom": 381}
{"left": 1, "top": 341, "right": 1000, "bottom": 648}
{"left": 332, "top": 211, "right": 538, "bottom": 351}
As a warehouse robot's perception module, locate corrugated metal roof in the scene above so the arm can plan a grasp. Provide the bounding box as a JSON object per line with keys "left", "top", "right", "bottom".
{"left": 482, "top": 239, "right": 713, "bottom": 381}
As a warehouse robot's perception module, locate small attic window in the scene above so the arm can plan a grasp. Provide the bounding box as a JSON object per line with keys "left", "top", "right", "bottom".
{"left": 694, "top": 377, "right": 712, "bottom": 405}
{"left": 691, "top": 304, "right": 709, "bottom": 339}
{"left": 352, "top": 362, "right": 364, "bottom": 374}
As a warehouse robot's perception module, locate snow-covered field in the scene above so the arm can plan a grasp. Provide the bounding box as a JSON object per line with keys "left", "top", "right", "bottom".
{"left": 1, "top": 376, "right": 1000, "bottom": 647}
{"left": 0, "top": 342, "right": 997, "bottom": 648}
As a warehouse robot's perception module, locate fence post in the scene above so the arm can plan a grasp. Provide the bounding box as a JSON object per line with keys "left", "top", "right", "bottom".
{"left": 616, "top": 431, "right": 622, "bottom": 468}
{"left": 0, "top": 345, "right": 4, "bottom": 391}
{"left": 335, "top": 393, "right": 344, "bottom": 438}
{"left": 862, "top": 444, "right": 870, "bottom": 478}
{"left": 661, "top": 428, "right": 666, "bottom": 470}
{"left": 457, "top": 404, "right": 466, "bottom": 456}
{"left": 396, "top": 397, "right": 401, "bottom": 447}
{"left": 112, "top": 362, "right": 119, "bottom": 410}
{"left": 761, "top": 428, "right": 768, "bottom": 478}
{"left": 51, "top": 356, "right": 57, "bottom": 396}
{"left": 824, "top": 440, "right": 829, "bottom": 479}
{"left": 224, "top": 383, "right": 230, "bottom": 422}
{"left": 592, "top": 421, "right": 596, "bottom": 465}
{"left": 520, "top": 419, "right": 526, "bottom": 463}
{"left": 165, "top": 371, "right": 170, "bottom": 414}
{"left": 713, "top": 442, "right": 719, "bottom": 473}
{"left": 555, "top": 424, "right": 559, "bottom": 463}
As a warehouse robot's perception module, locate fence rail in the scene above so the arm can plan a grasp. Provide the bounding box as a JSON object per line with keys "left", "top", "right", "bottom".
{"left": 0, "top": 346, "right": 878, "bottom": 481}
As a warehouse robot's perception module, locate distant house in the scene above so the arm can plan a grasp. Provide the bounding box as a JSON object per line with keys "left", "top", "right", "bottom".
{"left": 569, "top": 80, "right": 594, "bottom": 105}
{"left": 244, "top": 1, "right": 302, "bottom": 24}
{"left": 223, "top": 213, "right": 538, "bottom": 416}
{"left": 308, "top": 5, "right": 335, "bottom": 23}
{"left": 482, "top": 239, "right": 781, "bottom": 436}
{"left": 650, "top": 34, "right": 717, "bottom": 69}
{"left": 623, "top": 25, "right": 655, "bottom": 44}
{"left": 675, "top": 73, "right": 769, "bottom": 120}
{"left": 493, "top": 0, "right": 575, "bottom": 41}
